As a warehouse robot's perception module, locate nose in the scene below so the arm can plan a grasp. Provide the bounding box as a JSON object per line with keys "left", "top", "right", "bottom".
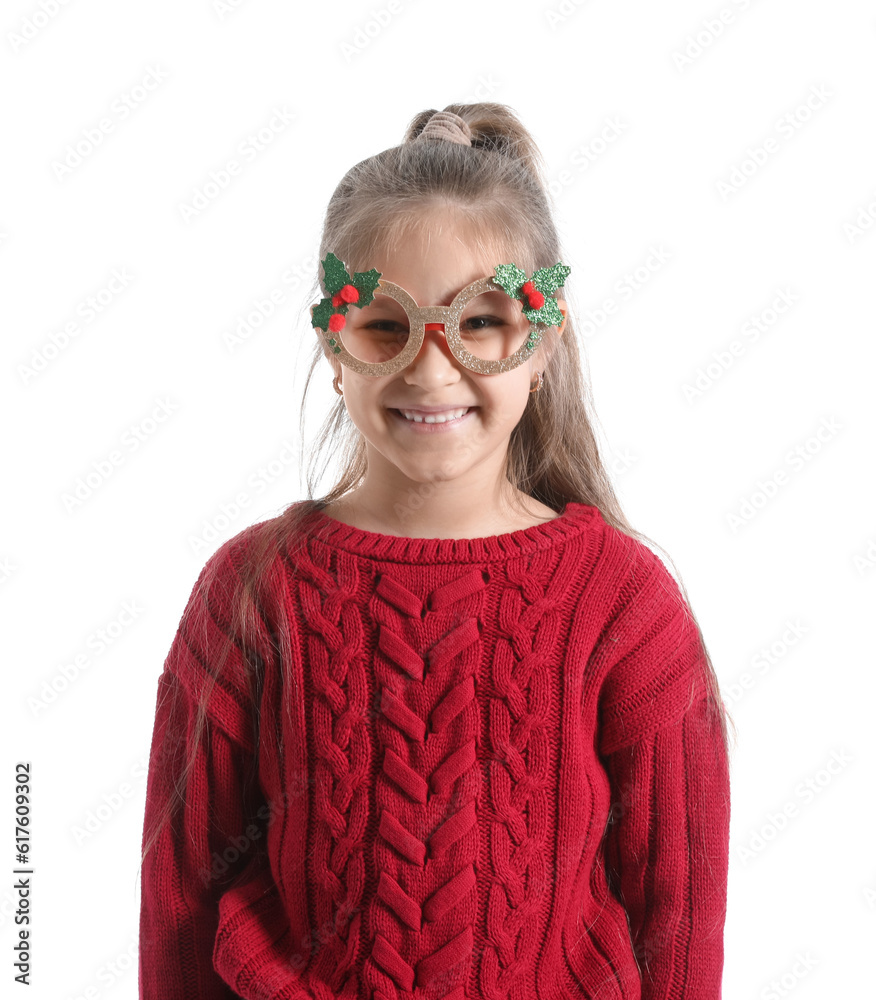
{"left": 404, "top": 321, "right": 459, "bottom": 384}
{"left": 417, "top": 322, "right": 451, "bottom": 356}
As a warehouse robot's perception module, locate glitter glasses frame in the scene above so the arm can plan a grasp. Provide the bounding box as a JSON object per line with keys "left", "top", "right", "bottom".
{"left": 315, "top": 275, "right": 557, "bottom": 377}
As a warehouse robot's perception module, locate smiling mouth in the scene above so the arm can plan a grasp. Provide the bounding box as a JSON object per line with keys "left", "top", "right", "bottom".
{"left": 391, "top": 407, "right": 476, "bottom": 424}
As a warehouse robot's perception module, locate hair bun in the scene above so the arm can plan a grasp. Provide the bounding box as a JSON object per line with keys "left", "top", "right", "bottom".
{"left": 414, "top": 111, "right": 472, "bottom": 146}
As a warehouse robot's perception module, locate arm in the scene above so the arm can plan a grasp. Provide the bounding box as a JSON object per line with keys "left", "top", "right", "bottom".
{"left": 596, "top": 541, "right": 731, "bottom": 998}
{"left": 601, "top": 694, "right": 731, "bottom": 999}
{"left": 138, "top": 547, "right": 269, "bottom": 999}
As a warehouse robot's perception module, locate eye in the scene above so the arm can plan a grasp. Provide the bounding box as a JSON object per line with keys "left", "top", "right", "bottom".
{"left": 365, "top": 319, "right": 408, "bottom": 334}
{"left": 462, "top": 314, "right": 503, "bottom": 332}
{"left": 462, "top": 316, "right": 508, "bottom": 333}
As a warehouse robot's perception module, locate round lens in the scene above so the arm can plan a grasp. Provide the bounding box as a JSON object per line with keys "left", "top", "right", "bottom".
{"left": 341, "top": 294, "right": 410, "bottom": 365}
{"left": 458, "top": 290, "right": 532, "bottom": 362}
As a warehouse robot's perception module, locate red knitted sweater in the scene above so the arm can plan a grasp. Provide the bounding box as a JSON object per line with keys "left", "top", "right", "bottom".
{"left": 139, "top": 501, "right": 730, "bottom": 1000}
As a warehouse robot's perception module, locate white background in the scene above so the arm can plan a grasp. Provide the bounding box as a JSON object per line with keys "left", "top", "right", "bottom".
{"left": 3, "top": 0, "right": 875, "bottom": 997}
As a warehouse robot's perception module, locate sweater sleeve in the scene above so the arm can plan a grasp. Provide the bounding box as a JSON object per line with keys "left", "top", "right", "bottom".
{"left": 138, "top": 544, "right": 270, "bottom": 1000}
{"left": 600, "top": 695, "right": 731, "bottom": 999}
{"left": 597, "top": 544, "right": 731, "bottom": 999}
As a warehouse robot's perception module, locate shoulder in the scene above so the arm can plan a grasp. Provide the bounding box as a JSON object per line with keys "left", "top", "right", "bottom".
{"left": 589, "top": 525, "right": 707, "bottom": 754}
{"left": 584, "top": 511, "right": 683, "bottom": 612}
{"left": 171, "top": 516, "right": 293, "bottom": 664}
{"left": 167, "top": 518, "right": 288, "bottom": 719}
{"left": 195, "top": 512, "right": 296, "bottom": 592}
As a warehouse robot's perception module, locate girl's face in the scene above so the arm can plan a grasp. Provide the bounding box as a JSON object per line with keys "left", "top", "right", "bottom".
{"left": 320, "top": 214, "right": 567, "bottom": 503}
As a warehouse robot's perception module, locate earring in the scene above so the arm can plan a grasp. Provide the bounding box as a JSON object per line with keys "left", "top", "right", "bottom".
{"left": 332, "top": 374, "right": 343, "bottom": 396}
{"left": 529, "top": 370, "right": 544, "bottom": 393}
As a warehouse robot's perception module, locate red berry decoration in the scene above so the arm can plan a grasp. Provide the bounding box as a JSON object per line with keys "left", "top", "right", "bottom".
{"left": 331, "top": 284, "right": 360, "bottom": 311}
{"left": 311, "top": 254, "right": 383, "bottom": 338}
{"left": 521, "top": 281, "right": 544, "bottom": 310}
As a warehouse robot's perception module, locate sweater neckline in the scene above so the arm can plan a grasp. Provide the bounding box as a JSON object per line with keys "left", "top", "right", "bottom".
{"left": 300, "top": 500, "right": 599, "bottom": 563}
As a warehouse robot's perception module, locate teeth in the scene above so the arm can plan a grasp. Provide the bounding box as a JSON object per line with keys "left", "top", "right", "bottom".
{"left": 400, "top": 407, "right": 470, "bottom": 424}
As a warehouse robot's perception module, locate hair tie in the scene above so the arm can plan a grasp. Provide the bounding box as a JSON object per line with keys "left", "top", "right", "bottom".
{"left": 415, "top": 111, "right": 472, "bottom": 146}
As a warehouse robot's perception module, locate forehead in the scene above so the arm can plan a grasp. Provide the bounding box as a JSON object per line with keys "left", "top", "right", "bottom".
{"left": 364, "top": 212, "right": 522, "bottom": 303}
{"left": 386, "top": 206, "right": 520, "bottom": 258}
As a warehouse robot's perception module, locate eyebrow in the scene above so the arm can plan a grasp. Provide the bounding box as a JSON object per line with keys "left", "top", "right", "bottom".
{"left": 381, "top": 274, "right": 496, "bottom": 307}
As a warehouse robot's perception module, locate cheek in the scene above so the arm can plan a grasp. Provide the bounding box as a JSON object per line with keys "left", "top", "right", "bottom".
{"left": 482, "top": 380, "right": 531, "bottom": 424}
{"left": 342, "top": 380, "right": 392, "bottom": 428}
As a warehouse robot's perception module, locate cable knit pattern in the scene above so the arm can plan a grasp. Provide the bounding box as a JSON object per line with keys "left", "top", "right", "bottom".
{"left": 139, "top": 501, "right": 731, "bottom": 1000}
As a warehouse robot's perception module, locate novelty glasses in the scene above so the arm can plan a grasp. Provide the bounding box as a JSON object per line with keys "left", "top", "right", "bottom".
{"left": 311, "top": 252, "right": 571, "bottom": 376}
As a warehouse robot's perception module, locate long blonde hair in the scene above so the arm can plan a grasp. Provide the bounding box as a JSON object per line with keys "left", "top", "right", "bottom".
{"left": 140, "top": 102, "right": 736, "bottom": 868}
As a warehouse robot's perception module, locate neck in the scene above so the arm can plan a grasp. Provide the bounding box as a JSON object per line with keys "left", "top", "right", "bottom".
{"left": 325, "top": 478, "right": 553, "bottom": 540}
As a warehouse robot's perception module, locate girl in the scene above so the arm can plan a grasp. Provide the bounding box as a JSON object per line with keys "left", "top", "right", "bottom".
{"left": 139, "top": 103, "right": 733, "bottom": 1000}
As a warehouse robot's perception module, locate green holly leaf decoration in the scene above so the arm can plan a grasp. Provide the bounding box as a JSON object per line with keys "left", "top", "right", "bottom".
{"left": 524, "top": 298, "right": 564, "bottom": 327}
{"left": 351, "top": 268, "right": 382, "bottom": 307}
{"left": 311, "top": 298, "right": 335, "bottom": 332}
{"left": 493, "top": 263, "right": 527, "bottom": 298}
{"left": 531, "top": 263, "right": 571, "bottom": 296}
{"left": 321, "top": 253, "right": 351, "bottom": 295}
{"left": 494, "top": 261, "right": 570, "bottom": 326}
{"left": 321, "top": 252, "right": 382, "bottom": 307}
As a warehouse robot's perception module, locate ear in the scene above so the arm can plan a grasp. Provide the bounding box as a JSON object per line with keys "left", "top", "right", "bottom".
{"left": 555, "top": 298, "right": 568, "bottom": 336}
{"left": 530, "top": 299, "right": 567, "bottom": 370}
